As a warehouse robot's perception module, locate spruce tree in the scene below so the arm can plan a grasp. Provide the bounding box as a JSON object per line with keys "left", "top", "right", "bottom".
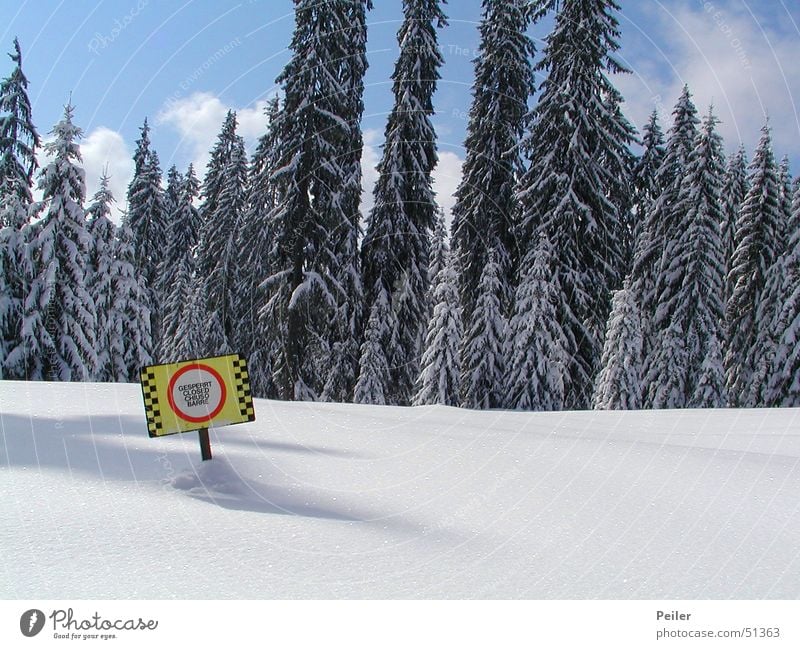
{"left": 195, "top": 110, "right": 248, "bottom": 357}
{"left": 111, "top": 220, "right": 152, "bottom": 380}
{"left": 0, "top": 37, "right": 39, "bottom": 376}
{"left": 633, "top": 87, "right": 699, "bottom": 405}
{"left": 777, "top": 155, "right": 793, "bottom": 253}
{"left": 264, "top": 0, "right": 371, "bottom": 400}
{"left": 353, "top": 281, "right": 395, "bottom": 405}
{"left": 593, "top": 278, "right": 643, "bottom": 410}
{"left": 725, "top": 124, "right": 782, "bottom": 406}
{"left": 720, "top": 145, "right": 749, "bottom": 305}
{"left": 159, "top": 164, "right": 201, "bottom": 359}
{"left": 7, "top": 104, "right": 96, "bottom": 381}
{"left": 766, "top": 183, "right": 800, "bottom": 406}
{"left": 413, "top": 257, "right": 462, "bottom": 407}
{"left": 630, "top": 109, "right": 665, "bottom": 247}
{"left": 85, "top": 172, "right": 117, "bottom": 381}
{"left": 236, "top": 97, "right": 282, "bottom": 397}
{"left": 648, "top": 109, "right": 727, "bottom": 408}
{"left": 322, "top": 0, "right": 373, "bottom": 403}
{"left": 516, "top": 0, "right": 635, "bottom": 408}
{"left": 126, "top": 119, "right": 166, "bottom": 355}
{"left": 0, "top": 37, "right": 39, "bottom": 228}
{"left": 357, "top": 0, "right": 443, "bottom": 404}
{"left": 450, "top": 0, "right": 534, "bottom": 321}
{"left": 460, "top": 249, "right": 505, "bottom": 409}
{"left": 505, "top": 235, "right": 568, "bottom": 411}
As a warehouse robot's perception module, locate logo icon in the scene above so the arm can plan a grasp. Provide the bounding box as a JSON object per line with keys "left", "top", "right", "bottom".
{"left": 20, "top": 609, "right": 45, "bottom": 637}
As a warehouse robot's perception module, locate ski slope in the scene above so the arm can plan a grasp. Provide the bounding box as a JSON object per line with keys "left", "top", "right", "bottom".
{"left": 2, "top": 380, "right": 800, "bottom": 599}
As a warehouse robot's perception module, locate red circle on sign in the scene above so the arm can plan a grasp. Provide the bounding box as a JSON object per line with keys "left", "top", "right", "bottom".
{"left": 167, "top": 363, "right": 227, "bottom": 423}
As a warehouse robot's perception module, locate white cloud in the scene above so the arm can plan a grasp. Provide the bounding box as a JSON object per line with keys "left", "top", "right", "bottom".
{"left": 81, "top": 127, "right": 134, "bottom": 223}
{"left": 616, "top": 1, "right": 800, "bottom": 161}
{"left": 155, "top": 91, "right": 271, "bottom": 177}
{"left": 433, "top": 151, "right": 463, "bottom": 228}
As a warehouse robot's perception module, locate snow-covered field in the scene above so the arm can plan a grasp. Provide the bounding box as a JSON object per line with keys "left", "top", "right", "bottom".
{"left": 2, "top": 380, "right": 800, "bottom": 599}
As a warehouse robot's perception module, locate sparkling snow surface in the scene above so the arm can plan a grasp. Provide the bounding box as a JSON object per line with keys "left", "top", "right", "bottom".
{"left": 2, "top": 381, "right": 800, "bottom": 599}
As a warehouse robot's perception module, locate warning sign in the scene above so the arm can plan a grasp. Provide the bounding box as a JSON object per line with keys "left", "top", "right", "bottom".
{"left": 140, "top": 354, "right": 255, "bottom": 438}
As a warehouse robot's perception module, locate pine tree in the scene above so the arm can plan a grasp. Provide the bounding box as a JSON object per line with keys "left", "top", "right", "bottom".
{"left": 0, "top": 37, "right": 39, "bottom": 376}
{"left": 720, "top": 145, "right": 749, "bottom": 305}
{"left": 593, "top": 279, "right": 643, "bottom": 410}
{"left": 460, "top": 249, "right": 505, "bottom": 409}
{"left": 126, "top": 119, "right": 166, "bottom": 355}
{"left": 505, "top": 235, "right": 568, "bottom": 411}
{"left": 195, "top": 110, "right": 248, "bottom": 357}
{"left": 111, "top": 221, "right": 152, "bottom": 381}
{"left": 264, "top": 0, "right": 371, "bottom": 401}
{"left": 159, "top": 164, "right": 201, "bottom": 359}
{"left": 7, "top": 104, "right": 96, "bottom": 381}
{"left": 725, "top": 123, "right": 782, "bottom": 406}
{"left": 353, "top": 281, "right": 395, "bottom": 405}
{"left": 85, "top": 172, "right": 117, "bottom": 381}
{"left": 450, "top": 0, "right": 534, "bottom": 322}
{"left": 633, "top": 87, "right": 700, "bottom": 405}
{"left": 516, "top": 0, "right": 635, "bottom": 409}
{"left": 413, "top": 257, "right": 462, "bottom": 406}
{"left": 648, "top": 109, "right": 727, "bottom": 408}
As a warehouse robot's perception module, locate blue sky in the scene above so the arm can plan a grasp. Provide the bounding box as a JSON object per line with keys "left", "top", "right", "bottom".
{"left": 2, "top": 0, "right": 798, "bottom": 219}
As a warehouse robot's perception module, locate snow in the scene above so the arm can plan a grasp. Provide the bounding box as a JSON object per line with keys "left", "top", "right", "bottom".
{"left": 2, "top": 380, "right": 800, "bottom": 599}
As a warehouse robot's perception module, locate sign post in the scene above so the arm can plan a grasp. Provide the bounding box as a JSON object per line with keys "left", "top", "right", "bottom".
{"left": 139, "top": 353, "right": 255, "bottom": 461}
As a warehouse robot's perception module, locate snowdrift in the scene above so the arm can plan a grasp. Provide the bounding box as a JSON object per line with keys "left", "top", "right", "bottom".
{"left": 2, "top": 380, "right": 799, "bottom": 598}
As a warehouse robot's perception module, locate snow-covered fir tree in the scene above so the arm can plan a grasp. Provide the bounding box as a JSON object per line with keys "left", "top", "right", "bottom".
{"left": 195, "top": 110, "right": 248, "bottom": 357}
{"left": 633, "top": 87, "right": 699, "bottom": 405}
{"left": 450, "top": 0, "right": 534, "bottom": 321}
{"left": 167, "top": 257, "right": 205, "bottom": 363}
{"left": 461, "top": 250, "right": 506, "bottom": 409}
{"left": 0, "top": 37, "right": 39, "bottom": 377}
{"left": 460, "top": 249, "right": 505, "bottom": 409}
{"left": 159, "top": 164, "right": 201, "bottom": 360}
{"left": 111, "top": 220, "right": 152, "bottom": 381}
{"left": 648, "top": 109, "right": 727, "bottom": 408}
{"left": 765, "top": 183, "right": 800, "bottom": 406}
{"left": 85, "top": 172, "right": 117, "bottom": 381}
{"left": 357, "top": 0, "right": 443, "bottom": 405}
{"left": 236, "top": 97, "right": 281, "bottom": 397}
{"left": 7, "top": 104, "right": 96, "bottom": 381}
{"left": 0, "top": 38, "right": 39, "bottom": 228}
{"left": 353, "top": 280, "right": 395, "bottom": 405}
{"left": 428, "top": 207, "right": 448, "bottom": 289}
{"left": 125, "top": 119, "right": 166, "bottom": 355}
{"left": 516, "top": 0, "right": 635, "bottom": 409}
{"left": 505, "top": 235, "right": 568, "bottom": 411}
{"left": 593, "top": 278, "right": 643, "bottom": 410}
{"left": 264, "top": 0, "right": 371, "bottom": 401}
{"left": 630, "top": 109, "right": 665, "bottom": 248}
{"left": 777, "top": 155, "right": 793, "bottom": 253}
{"left": 413, "top": 256, "right": 462, "bottom": 406}
{"left": 725, "top": 123, "right": 782, "bottom": 406}
{"left": 321, "top": 0, "right": 373, "bottom": 403}
{"left": 720, "top": 145, "right": 749, "bottom": 305}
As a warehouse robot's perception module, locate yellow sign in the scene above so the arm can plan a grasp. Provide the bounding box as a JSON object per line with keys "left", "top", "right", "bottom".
{"left": 139, "top": 353, "right": 255, "bottom": 438}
